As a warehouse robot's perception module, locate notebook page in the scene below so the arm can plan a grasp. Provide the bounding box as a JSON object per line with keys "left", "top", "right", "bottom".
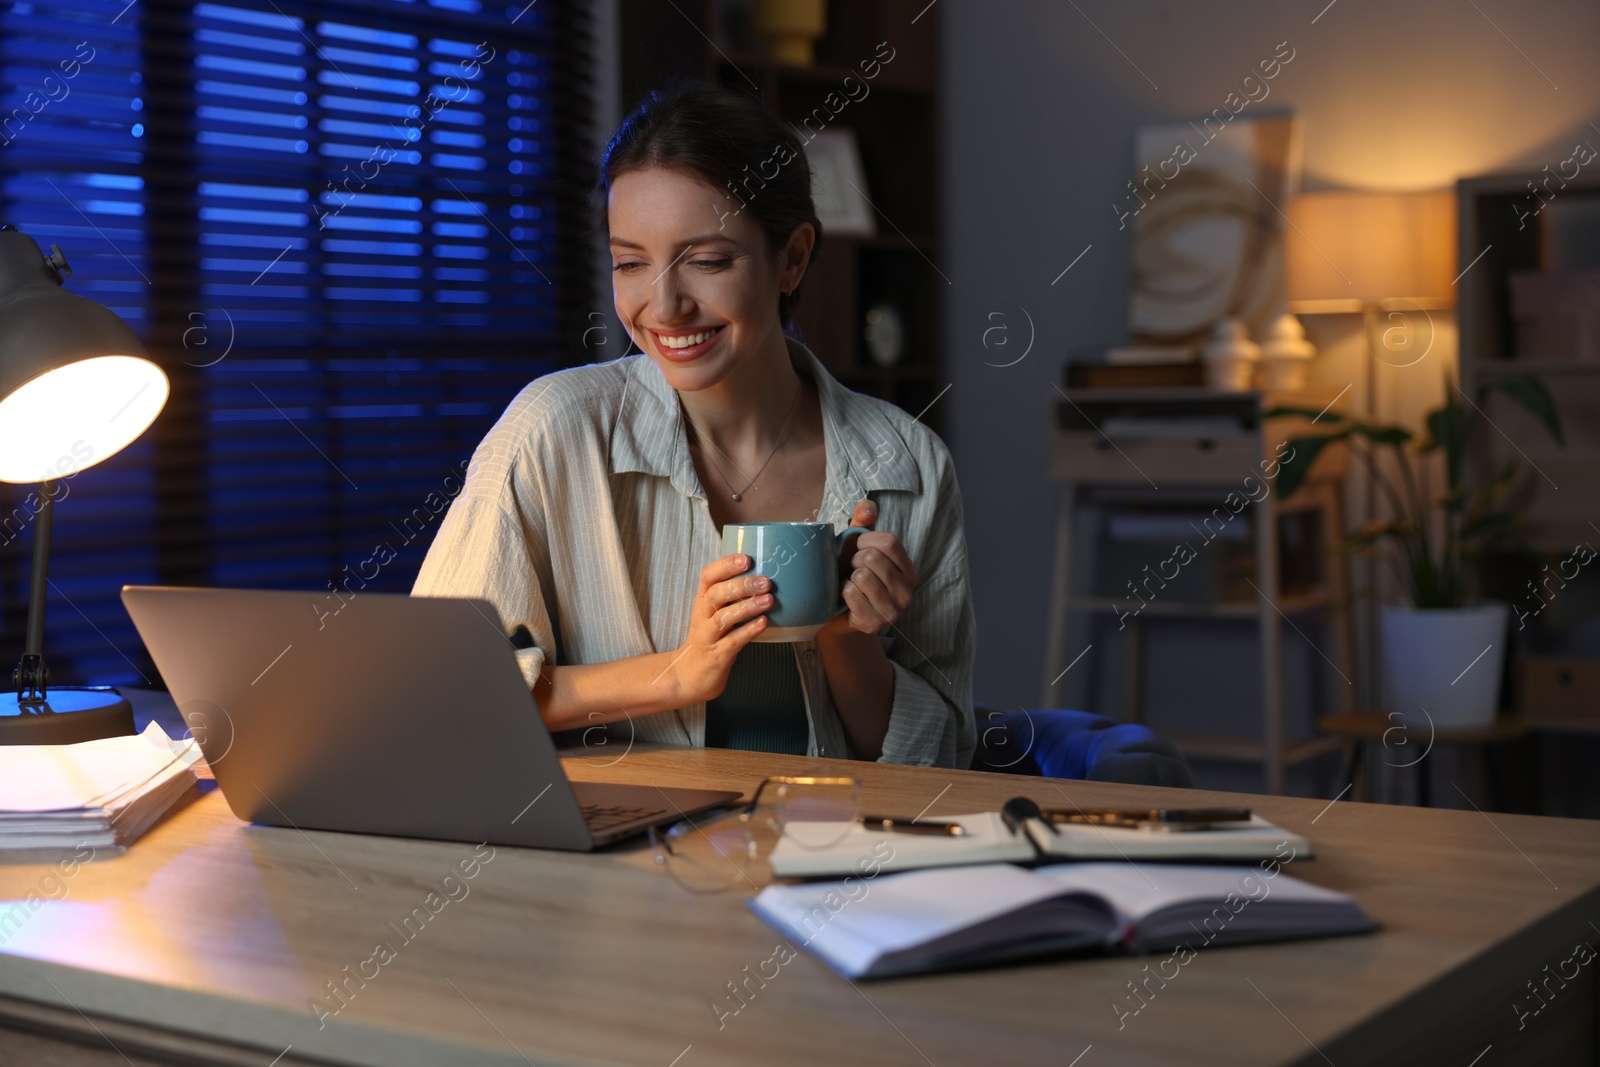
{"left": 1030, "top": 862, "right": 1352, "bottom": 929}
{"left": 751, "top": 863, "right": 1068, "bottom": 978}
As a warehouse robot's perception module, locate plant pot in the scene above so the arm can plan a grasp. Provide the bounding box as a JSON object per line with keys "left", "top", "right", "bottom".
{"left": 1379, "top": 603, "right": 1509, "bottom": 729}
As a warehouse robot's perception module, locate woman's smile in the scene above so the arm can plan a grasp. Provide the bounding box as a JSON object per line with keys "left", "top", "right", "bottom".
{"left": 651, "top": 324, "right": 727, "bottom": 361}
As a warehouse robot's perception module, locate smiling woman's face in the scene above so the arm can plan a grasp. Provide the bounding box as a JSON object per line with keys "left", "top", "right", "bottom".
{"left": 608, "top": 165, "right": 809, "bottom": 392}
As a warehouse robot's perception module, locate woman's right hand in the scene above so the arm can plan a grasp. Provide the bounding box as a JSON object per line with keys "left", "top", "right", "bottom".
{"left": 672, "top": 553, "right": 773, "bottom": 704}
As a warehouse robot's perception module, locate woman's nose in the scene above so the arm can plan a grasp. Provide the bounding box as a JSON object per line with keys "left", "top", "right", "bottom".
{"left": 648, "top": 264, "right": 693, "bottom": 323}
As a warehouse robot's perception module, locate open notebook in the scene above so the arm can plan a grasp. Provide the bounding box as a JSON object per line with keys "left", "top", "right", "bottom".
{"left": 752, "top": 862, "right": 1375, "bottom": 979}
{"left": 769, "top": 812, "right": 1311, "bottom": 878}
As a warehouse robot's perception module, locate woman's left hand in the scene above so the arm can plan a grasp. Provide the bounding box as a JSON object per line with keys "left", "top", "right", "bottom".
{"left": 823, "top": 499, "right": 918, "bottom": 638}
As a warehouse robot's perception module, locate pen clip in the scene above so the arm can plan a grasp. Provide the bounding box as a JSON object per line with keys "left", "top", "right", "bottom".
{"left": 1001, "top": 796, "right": 1056, "bottom": 836}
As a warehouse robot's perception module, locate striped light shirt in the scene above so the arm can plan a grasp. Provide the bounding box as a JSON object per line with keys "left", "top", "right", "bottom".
{"left": 411, "top": 339, "right": 976, "bottom": 768}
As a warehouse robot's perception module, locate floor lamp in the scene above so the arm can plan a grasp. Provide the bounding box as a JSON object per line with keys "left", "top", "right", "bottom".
{"left": 1283, "top": 191, "right": 1457, "bottom": 709}
{"left": 0, "top": 225, "right": 169, "bottom": 745}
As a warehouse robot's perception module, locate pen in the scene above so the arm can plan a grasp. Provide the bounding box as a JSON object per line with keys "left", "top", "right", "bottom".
{"left": 1044, "top": 807, "right": 1252, "bottom": 829}
{"left": 859, "top": 815, "right": 967, "bottom": 837}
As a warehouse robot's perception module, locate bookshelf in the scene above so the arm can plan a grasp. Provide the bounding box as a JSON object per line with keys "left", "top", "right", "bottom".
{"left": 1457, "top": 170, "right": 1600, "bottom": 551}
{"left": 1457, "top": 170, "right": 1600, "bottom": 729}
{"left": 618, "top": 0, "right": 946, "bottom": 434}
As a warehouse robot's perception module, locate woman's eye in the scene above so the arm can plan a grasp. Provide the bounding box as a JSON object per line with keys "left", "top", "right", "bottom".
{"left": 691, "top": 257, "right": 733, "bottom": 271}
{"left": 612, "top": 261, "right": 646, "bottom": 274}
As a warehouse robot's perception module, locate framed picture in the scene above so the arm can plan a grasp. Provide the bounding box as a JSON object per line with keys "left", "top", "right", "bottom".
{"left": 804, "top": 128, "right": 876, "bottom": 237}
{"left": 1125, "top": 114, "right": 1302, "bottom": 347}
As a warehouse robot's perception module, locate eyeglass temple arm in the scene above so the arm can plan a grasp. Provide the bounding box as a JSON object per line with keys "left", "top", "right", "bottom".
{"left": 740, "top": 775, "right": 858, "bottom": 816}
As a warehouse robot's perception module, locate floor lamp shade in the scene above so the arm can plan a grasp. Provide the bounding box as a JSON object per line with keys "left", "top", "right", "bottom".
{"left": 1280, "top": 193, "right": 1456, "bottom": 712}
{"left": 0, "top": 226, "right": 168, "bottom": 745}
{"left": 1285, "top": 191, "right": 1457, "bottom": 311}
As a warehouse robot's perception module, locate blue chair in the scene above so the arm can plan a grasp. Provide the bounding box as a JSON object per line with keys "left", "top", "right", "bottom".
{"left": 971, "top": 704, "right": 1194, "bottom": 788}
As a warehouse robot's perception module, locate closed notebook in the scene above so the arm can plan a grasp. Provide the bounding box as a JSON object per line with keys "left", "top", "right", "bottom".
{"left": 751, "top": 862, "right": 1375, "bottom": 980}
{"left": 1025, "top": 813, "right": 1310, "bottom": 862}
{"left": 768, "top": 811, "right": 1310, "bottom": 879}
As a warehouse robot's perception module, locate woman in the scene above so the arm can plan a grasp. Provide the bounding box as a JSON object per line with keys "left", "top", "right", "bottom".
{"left": 413, "top": 85, "right": 975, "bottom": 767}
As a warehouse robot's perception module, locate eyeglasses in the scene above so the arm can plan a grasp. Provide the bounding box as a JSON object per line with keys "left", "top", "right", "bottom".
{"left": 649, "top": 775, "right": 861, "bottom": 892}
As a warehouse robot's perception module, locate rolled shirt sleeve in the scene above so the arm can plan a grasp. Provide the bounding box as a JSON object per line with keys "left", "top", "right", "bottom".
{"left": 875, "top": 442, "right": 978, "bottom": 769}
{"left": 412, "top": 483, "right": 558, "bottom": 695}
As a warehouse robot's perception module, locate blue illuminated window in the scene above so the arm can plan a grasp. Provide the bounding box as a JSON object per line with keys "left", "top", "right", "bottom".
{"left": 0, "top": 0, "right": 590, "bottom": 685}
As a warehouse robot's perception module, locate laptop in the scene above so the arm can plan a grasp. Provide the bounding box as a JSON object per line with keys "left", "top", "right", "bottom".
{"left": 120, "top": 586, "right": 742, "bottom": 850}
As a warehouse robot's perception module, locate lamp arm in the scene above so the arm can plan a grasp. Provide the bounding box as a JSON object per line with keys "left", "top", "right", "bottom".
{"left": 15, "top": 479, "right": 53, "bottom": 704}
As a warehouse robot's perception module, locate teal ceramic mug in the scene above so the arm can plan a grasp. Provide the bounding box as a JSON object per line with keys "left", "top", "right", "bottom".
{"left": 721, "top": 522, "right": 873, "bottom": 642}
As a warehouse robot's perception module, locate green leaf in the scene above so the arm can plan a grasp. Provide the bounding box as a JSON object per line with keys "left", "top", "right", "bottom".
{"left": 1273, "top": 431, "right": 1348, "bottom": 500}
{"left": 1426, "top": 395, "right": 1464, "bottom": 488}
{"left": 1347, "top": 422, "right": 1413, "bottom": 447}
{"left": 1485, "top": 375, "right": 1565, "bottom": 447}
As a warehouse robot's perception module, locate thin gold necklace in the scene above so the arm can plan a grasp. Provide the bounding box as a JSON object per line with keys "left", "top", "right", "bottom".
{"left": 683, "top": 378, "right": 803, "bottom": 502}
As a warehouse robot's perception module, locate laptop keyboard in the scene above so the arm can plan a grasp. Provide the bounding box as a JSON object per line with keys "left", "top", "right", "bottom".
{"left": 582, "top": 802, "right": 669, "bottom": 833}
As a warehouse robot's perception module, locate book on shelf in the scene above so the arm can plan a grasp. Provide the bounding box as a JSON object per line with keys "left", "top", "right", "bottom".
{"left": 1065, "top": 363, "right": 1206, "bottom": 389}
{"left": 1064, "top": 343, "right": 1205, "bottom": 389}
{"left": 1097, "top": 414, "right": 1252, "bottom": 439}
{"left": 1104, "top": 345, "right": 1198, "bottom": 365}
{"left": 752, "top": 861, "right": 1375, "bottom": 979}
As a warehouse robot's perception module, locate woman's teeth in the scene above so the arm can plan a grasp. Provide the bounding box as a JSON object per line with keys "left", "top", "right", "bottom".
{"left": 660, "top": 328, "right": 720, "bottom": 349}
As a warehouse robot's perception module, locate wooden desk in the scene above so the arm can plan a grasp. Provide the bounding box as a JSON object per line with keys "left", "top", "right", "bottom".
{"left": 3, "top": 739, "right": 1600, "bottom": 1066}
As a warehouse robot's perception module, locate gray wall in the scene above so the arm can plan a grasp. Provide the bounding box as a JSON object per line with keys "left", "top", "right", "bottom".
{"left": 941, "top": 0, "right": 1600, "bottom": 711}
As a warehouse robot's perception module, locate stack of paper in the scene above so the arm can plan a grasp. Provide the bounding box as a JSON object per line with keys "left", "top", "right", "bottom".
{"left": 0, "top": 722, "right": 202, "bottom": 851}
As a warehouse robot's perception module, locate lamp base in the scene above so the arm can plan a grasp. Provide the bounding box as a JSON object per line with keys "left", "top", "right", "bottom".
{"left": 0, "top": 687, "right": 135, "bottom": 745}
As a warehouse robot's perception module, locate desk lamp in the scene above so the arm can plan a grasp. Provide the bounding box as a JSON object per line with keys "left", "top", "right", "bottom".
{"left": 0, "top": 226, "right": 168, "bottom": 745}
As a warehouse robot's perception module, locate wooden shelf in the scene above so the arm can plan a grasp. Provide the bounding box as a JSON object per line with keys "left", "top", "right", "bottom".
{"left": 1518, "top": 716, "right": 1600, "bottom": 735}
{"left": 1164, "top": 734, "right": 1346, "bottom": 766}
{"left": 1068, "top": 593, "right": 1335, "bottom": 619}
{"left": 714, "top": 51, "right": 936, "bottom": 94}
{"left": 1317, "top": 711, "right": 1529, "bottom": 744}
{"left": 1475, "top": 360, "right": 1600, "bottom": 377}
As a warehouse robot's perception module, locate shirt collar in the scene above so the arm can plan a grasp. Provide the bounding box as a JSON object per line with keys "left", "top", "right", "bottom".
{"left": 608, "top": 339, "right": 922, "bottom": 514}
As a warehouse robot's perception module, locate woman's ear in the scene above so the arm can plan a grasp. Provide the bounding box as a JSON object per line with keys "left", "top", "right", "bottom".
{"left": 780, "top": 222, "right": 816, "bottom": 293}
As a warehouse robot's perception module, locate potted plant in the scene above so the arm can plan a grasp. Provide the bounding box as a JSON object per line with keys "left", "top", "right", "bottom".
{"left": 1268, "top": 376, "right": 1564, "bottom": 727}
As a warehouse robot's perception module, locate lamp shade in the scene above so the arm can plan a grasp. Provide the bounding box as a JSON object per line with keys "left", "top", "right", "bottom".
{"left": 1285, "top": 191, "right": 1457, "bottom": 311}
{"left": 0, "top": 229, "right": 167, "bottom": 483}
